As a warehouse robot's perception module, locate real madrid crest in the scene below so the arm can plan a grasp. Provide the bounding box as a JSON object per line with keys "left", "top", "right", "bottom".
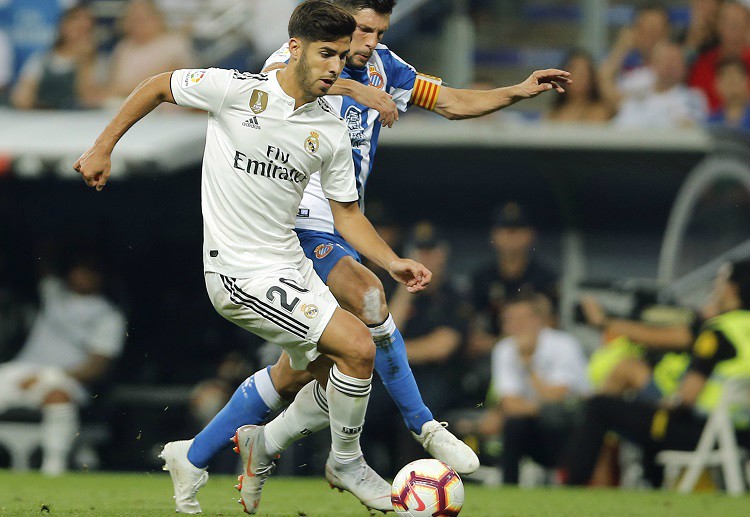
{"left": 249, "top": 89, "right": 268, "bottom": 114}
{"left": 304, "top": 131, "right": 320, "bottom": 154}
{"left": 301, "top": 303, "right": 319, "bottom": 319}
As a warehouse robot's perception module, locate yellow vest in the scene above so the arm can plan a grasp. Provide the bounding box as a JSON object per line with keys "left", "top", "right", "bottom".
{"left": 694, "top": 310, "right": 750, "bottom": 428}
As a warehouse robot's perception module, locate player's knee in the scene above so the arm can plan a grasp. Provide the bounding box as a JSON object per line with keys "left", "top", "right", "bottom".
{"left": 43, "top": 389, "right": 72, "bottom": 405}
{"left": 350, "top": 284, "right": 388, "bottom": 326}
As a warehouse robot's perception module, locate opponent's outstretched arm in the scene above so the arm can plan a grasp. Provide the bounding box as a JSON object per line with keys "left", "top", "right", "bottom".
{"left": 432, "top": 68, "right": 571, "bottom": 120}
{"left": 74, "top": 72, "right": 175, "bottom": 190}
{"left": 329, "top": 200, "right": 431, "bottom": 293}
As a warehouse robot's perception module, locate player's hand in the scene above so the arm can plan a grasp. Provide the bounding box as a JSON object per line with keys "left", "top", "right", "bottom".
{"left": 388, "top": 258, "right": 432, "bottom": 293}
{"left": 74, "top": 144, "right": 112, "bottom": 191}
{"left": 518, "top": 69, "right": 571, "bottom": 97}
{"left": 352, "top": 84, "right": 399, "bottom": 128}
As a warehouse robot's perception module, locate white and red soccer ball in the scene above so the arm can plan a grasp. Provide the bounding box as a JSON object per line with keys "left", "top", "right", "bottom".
{"left": 391, "top": 459, "right": 464, "bottom": 516}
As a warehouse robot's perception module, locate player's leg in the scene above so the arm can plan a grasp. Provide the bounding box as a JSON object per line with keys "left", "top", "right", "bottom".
{"left": 325, "top": 255, "right": 479, "bottom": 474}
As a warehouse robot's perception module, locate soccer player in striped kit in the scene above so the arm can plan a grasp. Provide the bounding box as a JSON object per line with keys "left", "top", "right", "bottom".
{"left": 166, "top": 0, "right": 570, "bottom": 512}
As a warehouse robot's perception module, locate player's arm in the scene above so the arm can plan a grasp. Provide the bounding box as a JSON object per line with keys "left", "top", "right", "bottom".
{"left": 73, "top": 72, "right": 175, "bottom": 191}
{"left": 429, "top": 69, "right": 571, "bottom": 120}
{"left": 329, "top": 200, "right": 431, "bottom": 293}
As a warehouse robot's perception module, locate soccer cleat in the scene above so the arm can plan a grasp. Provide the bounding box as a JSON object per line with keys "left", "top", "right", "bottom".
{"left": 159, "top": 439, "right": 209, "bottom": 514}
{"left": 232, "top": 425, "right": 277, "bottom": 515}
{"left": 325, "top": 452, "right": 393, "bottom": 513}
{"left": 411, "top": 420, "right": 480, "bottom": 475}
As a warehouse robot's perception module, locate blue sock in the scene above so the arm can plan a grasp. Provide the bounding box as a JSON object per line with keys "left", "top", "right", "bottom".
{"left": 187, "top": 366, "right": 284, "bottom": 468}
{"left": 370, "top": 315, "right": 433, "bottom": 433}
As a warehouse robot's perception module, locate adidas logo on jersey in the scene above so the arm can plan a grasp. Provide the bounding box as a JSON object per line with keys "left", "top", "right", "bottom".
{"left": 242, "top": 116, "right": 261, "bottom": 129}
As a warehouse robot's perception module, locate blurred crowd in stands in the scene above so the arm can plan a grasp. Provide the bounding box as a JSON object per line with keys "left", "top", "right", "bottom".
{"left": 3, "top": 1, "right": 750, "bottom": 132}
{"left": 1, "top": 0, "right": 750, "bottom": 494}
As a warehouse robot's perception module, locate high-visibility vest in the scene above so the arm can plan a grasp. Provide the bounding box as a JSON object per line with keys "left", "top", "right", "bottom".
{"left": 694, "top": 310, "right": 750, "bottom": 429}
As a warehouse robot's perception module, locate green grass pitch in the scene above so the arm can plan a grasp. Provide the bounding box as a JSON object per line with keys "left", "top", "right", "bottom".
{"left": 0, "top": 470, "right": 747, "bottom": 516}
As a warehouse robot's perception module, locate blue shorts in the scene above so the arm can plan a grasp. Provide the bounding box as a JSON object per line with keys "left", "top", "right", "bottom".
{"left": 295, "top": 229, "right": 361, "bottom": 284}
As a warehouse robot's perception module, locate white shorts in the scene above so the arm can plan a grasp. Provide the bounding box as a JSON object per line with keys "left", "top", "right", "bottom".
{"left": 205, "top": 258, "right": 338, "bottom": 371}
{"left": 0, "top": 362, "right": 87, "bottom": 411}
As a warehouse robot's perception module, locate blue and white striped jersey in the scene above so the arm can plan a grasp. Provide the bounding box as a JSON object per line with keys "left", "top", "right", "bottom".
{"left": 264, "top": 43, "right": 439, "bottom": 233}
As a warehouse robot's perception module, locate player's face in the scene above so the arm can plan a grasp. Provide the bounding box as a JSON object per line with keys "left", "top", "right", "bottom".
{"left": 296, "top": 37, "right": 351, "bottom": 98}
{"left": 347, "top": 9, "right": 390, "bottom": 68}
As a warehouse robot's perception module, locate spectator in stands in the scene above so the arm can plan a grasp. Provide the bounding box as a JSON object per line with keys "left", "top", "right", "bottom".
{"left": 611, "top": 42, "right": 708, "bottom": 128}
{"left": 688, "top": 1, "right": 750, "bottom": 112}
{"left": 0, "top": 255, "right": 126, "bottom": 475}
{"left": 468, "top": 202, "right": 558, "bottom": 360}
{"left": 679, "top": 0, "right": 722, "bottom": 65}
{"left": 484, "top": 293, "right": 589, "bottom": 485}
{"left": 106, "top": 0, "right": 193, "bottom": 104}
{"left": 707, "top": 57, "right": 750, "bottom": 131}
{"left": 0, "top": 28, "right": 13, "bottom": 104}
{"left": 565, "top": 259, "right": 750, "bottom": 487}
{"left": 11, "top": 5, "right": 103, "bottom": 110}
{"left": 546, "top": 50, "right": 611, "bottom": 123}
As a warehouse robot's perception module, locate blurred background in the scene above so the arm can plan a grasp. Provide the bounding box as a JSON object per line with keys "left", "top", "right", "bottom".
{"left": 1, "top": 0, "right": 749, "bottom": 492}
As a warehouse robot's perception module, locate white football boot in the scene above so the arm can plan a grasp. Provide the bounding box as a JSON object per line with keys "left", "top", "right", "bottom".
{"left": 412, "top": 420, "right": 480, "bottom": 475}
{"left": 325, "top": 451, "right": 393, "bottom": 513}
{"left": 159, "top": 439, "right": 209, "bottom": 514}
{"left": 232, "top": 425, "right": 278, "bottom": 515}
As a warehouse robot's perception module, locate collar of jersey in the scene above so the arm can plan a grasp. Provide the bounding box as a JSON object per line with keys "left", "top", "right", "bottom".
{"left": 267, "top": 69, "right": 318, "bottom": 114}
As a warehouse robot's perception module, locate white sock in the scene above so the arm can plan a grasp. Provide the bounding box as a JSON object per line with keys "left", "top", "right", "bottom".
{"left": 253, "top": 367, "right": 285, "bottom": 411}
{"left": 263, "top": 381, "right": 329, "bottom": 456}
{"left": 41, "top": 402, "right": 79, "bottom": 476}
{"left": 327, "top": 364, "right": 371, "bottom": 464}
{"left": 368, "top": 314, "right": 397, "bottom": 347}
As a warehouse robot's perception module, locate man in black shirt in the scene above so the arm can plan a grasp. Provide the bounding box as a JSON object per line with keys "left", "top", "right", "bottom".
{"left": 565, "top": 259, "right": 750, "bottom": 487}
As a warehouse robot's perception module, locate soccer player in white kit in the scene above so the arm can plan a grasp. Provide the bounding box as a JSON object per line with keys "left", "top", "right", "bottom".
{"left": 74, "top": 1, "right": 430, "bottom": 513}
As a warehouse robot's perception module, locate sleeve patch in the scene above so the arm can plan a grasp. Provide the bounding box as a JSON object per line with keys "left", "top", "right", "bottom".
{"left": 410, "top": 73, "right": 442, "bottom": 110}
{"left": 183, "top": 69, "right": 207, "bottom": 88}
{"left": 694, "top": 331, "right": 719, "bottom": 359}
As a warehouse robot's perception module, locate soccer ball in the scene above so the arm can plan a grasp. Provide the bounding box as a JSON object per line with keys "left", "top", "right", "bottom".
{"left": 391, "top": 459, "right": 464, "bottom": 516}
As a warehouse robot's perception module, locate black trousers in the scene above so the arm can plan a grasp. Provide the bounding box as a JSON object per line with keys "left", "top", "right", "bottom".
{"left": 501, "top": 416, "right": 573, "bottom": 484}
{"left": 565, "top": 395, "right": 707, "bottom": 486}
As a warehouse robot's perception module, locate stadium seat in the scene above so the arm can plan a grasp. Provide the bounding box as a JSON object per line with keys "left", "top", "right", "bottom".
{"left": 656, "top": 378, "right": 750, "bottom": 495}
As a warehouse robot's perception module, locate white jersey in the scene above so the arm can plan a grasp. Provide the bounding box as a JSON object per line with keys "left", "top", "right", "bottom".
{"left": 264, "top": 44, "right": 440, "bottom": 234}
{"left": 170, "top": 68, "right": 358, "bottom": 276}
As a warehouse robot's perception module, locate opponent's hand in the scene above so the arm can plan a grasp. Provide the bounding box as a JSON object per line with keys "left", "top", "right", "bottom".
{"left": 352, "top": 84, "right": 399, "bottom": 127}
{"left": 517, "top": 69, "right": 571, "bottom": 97}
{"left": 74, "top": 144, "right": 111, "bottom": 191}
{"left": 388, "top": 258, "right": 432, "bottom": 293}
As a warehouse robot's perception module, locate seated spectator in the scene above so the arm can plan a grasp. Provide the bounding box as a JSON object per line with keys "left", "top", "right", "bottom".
{"left": 11, "top": 5, "right": 103, "bottom": 110}
{"left": 678, "top": 0, "right": 722, "bottom": 64}
{"left": 546, "top": 50, "right": 611, "bottom": 123}
{"left": 612, "top": 42, "right": 707, "bottom": 129}
{"left": 689, "top": 1, "right": 750, "bottom": 112}
{"left": 106, "top": 0, "right": 193, "bottom": 104}
{"left": 488, "top": 293, "right": 589, "bottom": 485}
{"left": 565, "top": 259, "right": 750, "bottom": 487}
{"left": 598, "top": 5, "right": 671, "bottom": 111}
{"left": 0, "top": 28, "right": 13, "bottom": 104}
{"left": 0, "top": 255, "right": 126, "bottom": 475}
{"left": 468, "top": 202, "right": 558, "bottom": 360}
{"left": 707, "top": 57, "right": 750, "bottom": 131}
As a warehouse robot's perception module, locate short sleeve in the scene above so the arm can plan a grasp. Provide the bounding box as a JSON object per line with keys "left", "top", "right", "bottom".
{"left": 85, "top": 308, "right": 127, "bottom": 358}
{"left": 378, "top": 48, "right": 418, "bottom": 112}
{"left": 263, "top": 44, "right": 291, "bottom": 70}
{"left": 493, "top": 343, "right": 524, "bottom": 398}
{"left": 320, "top": 130, "right": 358, "bottom": 203}
{"left": 170, "top": 68, "right": 233, "bottom": 114}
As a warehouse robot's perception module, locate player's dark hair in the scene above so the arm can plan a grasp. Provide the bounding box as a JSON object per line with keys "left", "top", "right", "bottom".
{"left": 288, "top": 0, "right": 357, "bottom": 42}
{"left": 729, "top": 259, "right": 750, "bottom": 309}
{"left": 335, "top": 0, "right": 397, "bottom": 15}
